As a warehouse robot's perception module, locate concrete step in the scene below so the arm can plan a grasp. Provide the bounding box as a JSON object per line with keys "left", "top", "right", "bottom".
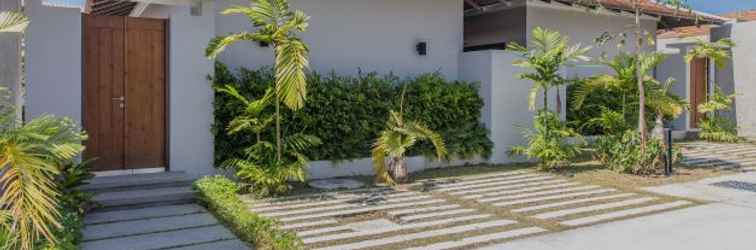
{"left": 93, "top": 186, "right": 195, "bottom": 212}
{"left": 82, "top": 171, "right": 195, "bottom": 193}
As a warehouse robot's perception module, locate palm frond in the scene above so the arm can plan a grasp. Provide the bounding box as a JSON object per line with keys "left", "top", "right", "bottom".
{"left": 275, "top": 38, "right": 310, "bottom": 110}
{"left": 0, "top": 11, "right": 29, "bottom": 33}
{"left": 206, "top": 32, "right": 261, "bottom": 59}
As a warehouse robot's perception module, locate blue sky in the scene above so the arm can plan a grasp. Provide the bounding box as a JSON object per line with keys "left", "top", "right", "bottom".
{"left": 687, "top": 0, "right": 756, "bottom": 14}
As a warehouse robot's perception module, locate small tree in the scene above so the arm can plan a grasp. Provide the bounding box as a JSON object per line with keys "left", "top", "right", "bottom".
{"left": 507, "top": 28, "right": 588, "bottom": 169}
{"left": 206, "top": 0, "right": 310, "bottom": 162}
{"left": 698, "top": 86, "right": 738, "bottom": 142}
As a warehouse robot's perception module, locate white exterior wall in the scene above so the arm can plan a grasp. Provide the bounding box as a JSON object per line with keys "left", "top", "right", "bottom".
{"left": 25, "top": 0, "right": 82, "bottom": 123}
{"left": 0, "top": 0, "right": 22, "bottom": 119}
{"left": 24, "top": 3, "right": 216, "bottom": 177}
{"left": 715, "top": 22, "right": 756, "bottom": 137}
{"left": 141, "top": 3, "right": 217, "bottom": 177}
{"left": 460, "top": 50, "right": 562, "bottom": 164}
{"left": 526, "top": 4, "right": 659, "bottom": 59}
{"left": 214, "top": 0, "right": 463, "bottom": 79}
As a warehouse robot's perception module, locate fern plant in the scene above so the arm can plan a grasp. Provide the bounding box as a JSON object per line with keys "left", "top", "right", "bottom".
{"left": 511, "top": 110, "right": 581, "bottom": 170}
{"left": 698, "top": 86, "right": 738, "bottom": 142}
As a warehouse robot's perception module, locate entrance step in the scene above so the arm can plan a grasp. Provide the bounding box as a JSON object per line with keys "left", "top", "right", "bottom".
{"left": 86, "top": 172, "right": 196, "bottom": 212}
{"left": 82, "top": 171, "right": 194, "bottom": 193}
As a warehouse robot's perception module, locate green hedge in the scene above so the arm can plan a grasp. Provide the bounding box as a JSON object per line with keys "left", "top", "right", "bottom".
{"left": 194, "top": 176, "right": 303, "bottom": 250}
{"left": 212, "top": 63, "right": 493, "bottom": 166}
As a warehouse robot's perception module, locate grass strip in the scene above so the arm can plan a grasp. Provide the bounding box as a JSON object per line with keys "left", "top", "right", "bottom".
{"left": 194, "top": 176, "right": 303, "bottom": 250}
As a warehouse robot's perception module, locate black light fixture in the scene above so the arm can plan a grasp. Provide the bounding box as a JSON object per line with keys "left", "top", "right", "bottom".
{"left": 259, "top": 41, "right": 270, "bottom": 48}
{"left": 416, "top": 41, "right": 428, "bottom": 56}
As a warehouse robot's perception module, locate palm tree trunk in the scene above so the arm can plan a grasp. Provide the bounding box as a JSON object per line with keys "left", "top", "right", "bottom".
{"left": 389, "top": 156, "right": 408, "bottom": 184}
{"left": 634, "top": 1, "right": 648, "bottom": 150}
{"left": 276, "top": 96, "right": 282, "bottom": 162}
{"left": 543, "top": 88, "right": 549, "bottom": 111}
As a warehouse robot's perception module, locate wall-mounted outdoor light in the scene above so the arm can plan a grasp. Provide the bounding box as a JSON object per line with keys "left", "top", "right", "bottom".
{"left": 259, "top": 41, "right": 270, "bottom": 48}
{"left": 416, "top": 41, "right": 428, "bottom": 56}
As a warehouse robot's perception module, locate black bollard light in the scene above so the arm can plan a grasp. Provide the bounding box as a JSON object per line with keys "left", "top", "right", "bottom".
{"left": 665, "top": 129, "right": 673, "bottom": 176}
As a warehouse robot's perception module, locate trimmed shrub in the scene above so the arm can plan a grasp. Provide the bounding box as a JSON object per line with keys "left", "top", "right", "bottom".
{"left": 212, "top": 63, "right": 492, "bottom": 166}
{"left": 193, "top": 176, "right": 303, "bottom": 250}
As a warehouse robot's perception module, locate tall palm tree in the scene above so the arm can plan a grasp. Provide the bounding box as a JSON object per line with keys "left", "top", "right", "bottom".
{"left": 507, "top": 27, "right": 590, "bottom": 112}
{"left": 206, "top": 0, "right": 310, "bottom": 161}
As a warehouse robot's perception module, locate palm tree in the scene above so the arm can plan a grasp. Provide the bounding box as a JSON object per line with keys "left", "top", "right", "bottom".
{"left": 507, "top": 27, "right": 590, "bottom": 112}
{"left": 372, "top": 92, "right": 447, "bottom": 185}
{"left": 206, "top": 0, "right": 310, "bottom": 161}
{"left": 1, "top": 112, "right": 86, "bottom": 250}
{"left": 685, "top": 38, "right": 735, "bottom": 68}
{"left": 572, "top": 52, "right": 673, "bottom": 126}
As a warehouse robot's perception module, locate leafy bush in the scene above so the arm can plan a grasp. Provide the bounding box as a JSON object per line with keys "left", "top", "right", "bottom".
{"left": 593, "top": 130, "right": 677, "bottom": 175}
{"left": 510, "top": 110, "right": 582, "bottom": 170}
{"left": 194, "top": 176, "right": 302, "bottom": 250}
{"left": 212, "top": 63, "right": 492, "bottom": 165}
{"left": 698, "top": 86, "right": 738, "bottom": 143}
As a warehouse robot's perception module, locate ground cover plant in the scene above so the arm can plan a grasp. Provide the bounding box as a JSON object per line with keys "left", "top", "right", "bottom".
{"left": 194, "top": 176, "right": 302, "bottom": 250}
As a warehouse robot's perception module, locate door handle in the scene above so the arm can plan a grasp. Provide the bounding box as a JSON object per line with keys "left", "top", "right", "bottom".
{"left": 112, "top": 96, "right": 125, "bottom": 108}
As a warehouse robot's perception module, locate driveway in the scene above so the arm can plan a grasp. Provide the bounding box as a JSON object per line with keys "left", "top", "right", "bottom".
{"left": 482, "top": 172, "right": 756, "bottom": 250}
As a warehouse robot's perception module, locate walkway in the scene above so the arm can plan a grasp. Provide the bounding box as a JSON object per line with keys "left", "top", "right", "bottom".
{"left": 80, "top": 172, "right": 249, "bottom": 250}
{"left": 247, "top": 170, "right": 695, "bottom": 250}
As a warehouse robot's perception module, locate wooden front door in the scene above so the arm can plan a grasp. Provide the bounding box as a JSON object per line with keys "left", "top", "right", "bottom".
{"left": 689, "top": 57, "right": 709, "bottom": 129}
{"left": 83, "top": 15, "right": 167, "bottom": 171}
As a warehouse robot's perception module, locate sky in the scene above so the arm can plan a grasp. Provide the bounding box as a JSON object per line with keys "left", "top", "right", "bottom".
{"left": 687, "top": 0, "right": 756, "bottom": 14}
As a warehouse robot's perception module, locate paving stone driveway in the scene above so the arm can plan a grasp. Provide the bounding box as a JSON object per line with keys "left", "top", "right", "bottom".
{"left": 246, "top": 170, "right": 696, "bottom": 250}
{"left": 680, "top": 142, "right": 756, "bottom": 171}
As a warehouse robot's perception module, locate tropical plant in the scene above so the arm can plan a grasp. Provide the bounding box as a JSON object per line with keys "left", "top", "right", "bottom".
{"left": 0, "top": 11, "right": 28, "bottom": 33}
{"left": 507, "top": 27, "right": 591, "bottom": 112}
{"left": 0, "top": 113, "right": 86, "bottom": 250}
{"left": 216, "top": 84, "right": 321, "bottom": 196}
{"left": 212, "top": 64, "right": 492, "bottom": 164}
{"left": 685, "top": 38, "right": 735, "bottom": 68}
{"left": 56, "top": 160, "right": 97, "bottom": 214}
{"left": 372, "top": 91, "right": 447, "bottom": 185}
{"left": 580, "top": 0, "right": 690, "bottom": 147}
{"left": 206, "top": 0, "right": 310, "bottom": 162}
{"left": 698, "top": 86, "right": 738, "bottom": 142}
{"left": 572, "top": 52, "right": 684, "bottom": 132}
{"left": 593, "top": 130, "right": 667, "bottom": 175}
{"left": 511, "top": 110, "right": 582, "bottom": 170}
{"left": 224, "top": 133, "right": 321, "bottom": 196}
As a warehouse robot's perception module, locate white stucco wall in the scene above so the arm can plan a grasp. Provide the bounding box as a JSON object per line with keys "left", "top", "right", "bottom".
{"left": 0, "top": 0, "right": 22, "bottom": 119}
{"left": 460, "top": 50, "right": 562, "bottom": 164}
{"left": 142, "top": 3, "right": 216, "bottom": 177}
{"left": 25, "top": 0, "right": 82, "bottom": 123}
{"left": 657, "top": 51, "right": 689, "bottom": 130}
{"left": 526, "top": 4, "right": 659, "bottom": 59}
{"left": 214, "top": 0, "right": 463, "bottom": 79}
{"left": 715, "top": 22, "right": 756, "bottom": 137}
